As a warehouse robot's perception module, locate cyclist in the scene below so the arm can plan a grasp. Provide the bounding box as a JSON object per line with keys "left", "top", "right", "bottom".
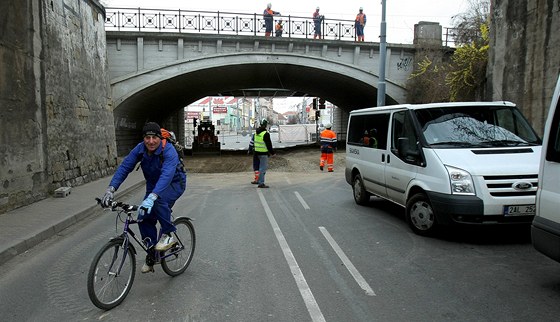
{"left": 102, "top": 122, "right": 187, "bottom": 273}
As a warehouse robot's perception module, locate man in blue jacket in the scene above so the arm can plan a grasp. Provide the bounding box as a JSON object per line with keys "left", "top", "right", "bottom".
{"left": 101, "top": 122, "right": 187, "bottom": 273}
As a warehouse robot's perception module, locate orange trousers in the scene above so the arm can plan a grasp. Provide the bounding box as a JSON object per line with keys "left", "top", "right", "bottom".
{"left": 320, "top": 152, "right": 334, "bottom": 171}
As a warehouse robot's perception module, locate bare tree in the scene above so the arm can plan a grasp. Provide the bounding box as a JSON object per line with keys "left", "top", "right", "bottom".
{"left": 451, "top": 0, "right": 491, "bottom": 46}
{"left": 407, "top": 0, "right": 491, "bottom": 103}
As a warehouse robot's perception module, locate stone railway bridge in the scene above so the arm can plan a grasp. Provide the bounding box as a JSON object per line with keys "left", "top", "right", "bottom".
{"left": 106, "top": 29, "right": 444, "bottom": 155}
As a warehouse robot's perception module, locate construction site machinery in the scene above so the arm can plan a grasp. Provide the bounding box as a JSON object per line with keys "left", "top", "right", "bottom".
{"left": 191, "top": 120, "right": 221, "bottom": 155}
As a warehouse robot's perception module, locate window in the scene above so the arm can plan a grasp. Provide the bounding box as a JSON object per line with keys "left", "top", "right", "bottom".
{"left": 391, "top": 111, "right": 418, "bottom": 153}
{"left": 415, "top": 105, "right": 540, "bottom": 147}
{"left": 348, "top": 113, "right": 389, "bottom": 149}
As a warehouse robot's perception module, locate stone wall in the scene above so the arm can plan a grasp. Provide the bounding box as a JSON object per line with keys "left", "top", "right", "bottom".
{"left": 487, "top": 0, "right": 560, "bottom": 135}
{"left": 0, "top": 0, "right": 118, "bottom": 214}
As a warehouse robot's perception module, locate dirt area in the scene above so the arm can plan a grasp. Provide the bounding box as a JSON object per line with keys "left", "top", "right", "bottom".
{"left": 184, "top": 145, "right": 346, "bottom": 173}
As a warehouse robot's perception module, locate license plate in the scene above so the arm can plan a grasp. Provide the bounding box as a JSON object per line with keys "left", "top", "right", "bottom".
{"left": 503, "top": 204, "right": 536, "bottom": 216}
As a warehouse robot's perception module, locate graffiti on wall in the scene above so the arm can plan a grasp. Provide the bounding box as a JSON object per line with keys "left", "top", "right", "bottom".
{"left": 397, "top": 57, "right": 413, "bottom": 71}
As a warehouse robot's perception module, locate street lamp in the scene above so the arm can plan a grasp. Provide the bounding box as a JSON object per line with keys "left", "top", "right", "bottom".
{"left": 377, "top": 0, "right": 387, "bottom": 107}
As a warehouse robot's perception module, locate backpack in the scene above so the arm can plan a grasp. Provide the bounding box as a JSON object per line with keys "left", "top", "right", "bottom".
{"left": 160, "top": 128, "right": 186, "bottom": 171}
{"left": 161, "top": 128, "right": 183, "bottom": 153}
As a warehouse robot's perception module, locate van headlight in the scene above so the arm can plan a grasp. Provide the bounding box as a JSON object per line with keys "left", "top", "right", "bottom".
{"left": 445, "top": 165, "right": 475, "bottom": 195}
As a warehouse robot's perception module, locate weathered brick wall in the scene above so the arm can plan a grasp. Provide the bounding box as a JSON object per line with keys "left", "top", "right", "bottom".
{"left": 0, "top": 0, "right": 118, "bottom": 214}
{"left": 487, "top": 0, "right": 560, "bottom": 135}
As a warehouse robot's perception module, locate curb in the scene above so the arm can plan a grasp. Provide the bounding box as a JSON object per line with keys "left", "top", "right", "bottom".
{"left": 0, "top": 180, "right": 145, "bottom": 265}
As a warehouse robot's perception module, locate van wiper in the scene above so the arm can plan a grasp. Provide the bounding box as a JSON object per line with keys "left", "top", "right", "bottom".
{"left": 429, "top": 141, "right": 479, "bottom": 147}
{"left": 482, "top": 140, "right": 527, "bottom": 147}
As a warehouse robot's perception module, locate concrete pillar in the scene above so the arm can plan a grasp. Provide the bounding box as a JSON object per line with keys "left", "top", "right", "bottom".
{"left": 413, "top": 21, "right": 442, "bottom": 48}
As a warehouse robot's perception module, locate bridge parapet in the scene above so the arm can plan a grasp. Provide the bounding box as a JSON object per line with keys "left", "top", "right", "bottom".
{"left": 105, "top": 7, "right": 359, "bottom": 41}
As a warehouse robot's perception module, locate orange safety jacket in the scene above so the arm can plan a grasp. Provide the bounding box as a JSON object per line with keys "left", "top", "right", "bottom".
{"left": 320, "top": 129, "right": 337, "bottom": 153}
{"left": 355, "top": 13, "right": 366, "bottom": 26}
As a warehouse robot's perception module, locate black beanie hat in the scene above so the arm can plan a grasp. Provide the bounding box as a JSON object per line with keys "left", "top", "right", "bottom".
{"left": 142, "top": 122, "right": 162, "bottom": 138}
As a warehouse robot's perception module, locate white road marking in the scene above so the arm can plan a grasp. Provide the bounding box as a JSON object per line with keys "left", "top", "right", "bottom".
{"left": 257, "top": 189, "right": 326, "bottom": 322}
{"left": 294, "top": 191, "right": 310, "bottom": 210}
{"left": 319, "top": 226, "right": 376, "bottom": 296}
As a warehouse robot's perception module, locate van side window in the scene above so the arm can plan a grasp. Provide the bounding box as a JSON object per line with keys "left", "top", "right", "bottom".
{"left": 546, "top": 100, "right": 560, "bottom": 162}
{"left": 347, "top": 113, "right": 389, "bottom": 149}
{"left": 392, "top": 111, "right": 419, "bottom": 160}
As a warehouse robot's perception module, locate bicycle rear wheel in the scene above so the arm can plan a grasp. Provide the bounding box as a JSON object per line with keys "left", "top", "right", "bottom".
{"left": 87, "top": 239, "right": 136, "bottom": 310}
{"left": 161, "top": 217, "right": 195, "bottom": 276}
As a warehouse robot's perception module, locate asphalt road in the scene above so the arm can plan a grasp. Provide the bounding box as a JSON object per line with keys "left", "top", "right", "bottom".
{"left": 1, "top": 171, "right": 560, "bottom": 321}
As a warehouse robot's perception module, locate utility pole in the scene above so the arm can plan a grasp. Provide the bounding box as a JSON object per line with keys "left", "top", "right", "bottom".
{"left": 377, "top": 0, "right": 387, "bottom": 107}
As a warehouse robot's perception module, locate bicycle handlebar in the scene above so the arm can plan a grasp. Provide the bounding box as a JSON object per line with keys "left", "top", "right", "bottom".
{"left": 95, "top": 197, "right": 139, "bottom": 212}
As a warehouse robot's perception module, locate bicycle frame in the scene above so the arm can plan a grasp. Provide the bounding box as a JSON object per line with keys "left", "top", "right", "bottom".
{"left": 110, "top": 206, "right": 187, "bottom": 274}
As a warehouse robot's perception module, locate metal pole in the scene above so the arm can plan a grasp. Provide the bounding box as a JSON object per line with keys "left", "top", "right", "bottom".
{"left": 377, "top": 0, "right": 387, "bottom": 107}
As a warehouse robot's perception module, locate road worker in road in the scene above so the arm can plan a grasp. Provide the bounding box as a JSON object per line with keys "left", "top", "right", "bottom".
{"left": 319, "top": 124, "right": 337, "bottom": 172}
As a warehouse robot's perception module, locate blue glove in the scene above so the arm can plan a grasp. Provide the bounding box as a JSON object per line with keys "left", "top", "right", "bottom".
{"left": 101, "top": 186, "right": 115, "bottom": 207}
{"left": 138, "top": 193, "right": 158, "bottom": 221}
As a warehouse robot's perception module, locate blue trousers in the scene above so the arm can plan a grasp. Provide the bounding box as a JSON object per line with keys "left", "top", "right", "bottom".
{"left": 139, "top": 173, "right": 186, "bottom": 248}
{"left": 257, "top": 155, "right": 269, "bottom": 185}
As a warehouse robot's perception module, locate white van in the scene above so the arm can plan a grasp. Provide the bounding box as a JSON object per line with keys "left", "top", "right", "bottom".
{"left": 345, "top": 101, "right": 542, "bottom": 236}
{"left": 532, "top": 75, "right": 560, "bottom": 262}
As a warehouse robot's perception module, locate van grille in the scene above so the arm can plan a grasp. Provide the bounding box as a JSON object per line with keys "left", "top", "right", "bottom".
{"left": 483, "top": 174, "right": 538, "bottom": 197}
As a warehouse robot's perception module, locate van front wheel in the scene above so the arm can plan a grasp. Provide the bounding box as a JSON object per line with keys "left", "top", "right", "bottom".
{"left": 406, "top": 193, "right": 437, "bottom": 236}
{"left": 352, "top": 174, "right": 370, "bottom": 205}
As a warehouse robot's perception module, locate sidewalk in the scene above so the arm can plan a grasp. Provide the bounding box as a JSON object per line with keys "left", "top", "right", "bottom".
{"left": 0, "top": 171, "right": 145, "bottom": 265}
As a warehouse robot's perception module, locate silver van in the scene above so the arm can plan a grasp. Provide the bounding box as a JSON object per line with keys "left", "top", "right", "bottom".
{"left": 346, "top": 102, "right": 542, "bottom": 236}
{"left": 532, "top": 75, "right": 560, "bottom": 262}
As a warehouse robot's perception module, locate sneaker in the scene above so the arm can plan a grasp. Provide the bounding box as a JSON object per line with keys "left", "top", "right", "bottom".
{"left": 251, "top": 180, "right": 258, "bottom": 184}
{"left": 155, "top": 234, "right": 177, "bottom": 251}
{"left": 142, "top": 254, "right": 155, "bottom": 273}
{"left": 320, "top": 165, "right": 324, "bottom": 171}
{"left": 141, "top": 263, "right": 154, "bottom": 273}
{"left": 258, "top": 184, "right": 269, "bottom": 188}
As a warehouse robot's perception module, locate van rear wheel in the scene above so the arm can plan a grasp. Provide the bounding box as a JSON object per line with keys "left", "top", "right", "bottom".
{"left": 406, "top": 193, "right": 437, "bottom": 236}
{"left": 352, "top": 174, "right": 370, "bottom": 205}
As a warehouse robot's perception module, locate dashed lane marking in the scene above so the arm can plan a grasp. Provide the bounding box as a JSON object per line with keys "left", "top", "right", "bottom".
{"left": 257, "top": 189, "right": 326, "bottom": 322}
{"left": 294, "top": 191, "right": 310, "bottom": 210}
{"left": 319, "top": 226, "right": 376, "bottom": 296}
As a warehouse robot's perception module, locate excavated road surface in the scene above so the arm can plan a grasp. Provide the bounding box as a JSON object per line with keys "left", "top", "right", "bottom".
{"left": 184, "top": 145, "right": 346, "bottom": 173}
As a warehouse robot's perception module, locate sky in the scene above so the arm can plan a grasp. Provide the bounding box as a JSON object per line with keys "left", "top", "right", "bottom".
{"left": 100, "top": 0, "right": 470, "bottom": 112}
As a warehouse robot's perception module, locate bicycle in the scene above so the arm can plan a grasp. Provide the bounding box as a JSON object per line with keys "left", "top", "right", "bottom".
{"left": 87, "top": 198, "right": 196, "bottom": 310}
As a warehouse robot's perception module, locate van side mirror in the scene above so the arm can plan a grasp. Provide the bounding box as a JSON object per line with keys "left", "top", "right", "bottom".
{"left": 398, "top": 137, "right": 421, "bottom": 163}
{"left": 397, "top": 137, "right": 410, "bottom": 158}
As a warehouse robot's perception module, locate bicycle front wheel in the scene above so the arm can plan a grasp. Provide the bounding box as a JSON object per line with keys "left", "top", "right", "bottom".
{"left": 87, "top": 239, "right": 136, "bottom": 310}
{"left": 161, "top": 217, "right": 195, "bottom": 276}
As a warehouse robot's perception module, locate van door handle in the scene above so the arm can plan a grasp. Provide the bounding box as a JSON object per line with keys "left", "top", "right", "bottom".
{"left": 387, "top": 154, "right": 390, "bottom": 163}
{"left": 382, "top": 154, "right": 385, "bottom": 162}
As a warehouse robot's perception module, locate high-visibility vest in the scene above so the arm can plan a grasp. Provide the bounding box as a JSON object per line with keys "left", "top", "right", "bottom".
{"left": 254, "top": 132, "right": 268, "bottom": 152}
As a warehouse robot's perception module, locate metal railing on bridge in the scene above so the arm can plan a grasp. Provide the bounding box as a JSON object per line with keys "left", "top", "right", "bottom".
{"left": 104, "top": 8, "right": 458, "bottom": 46}
{"left": 104, "top": 7, "right": 364, "bottom": 41}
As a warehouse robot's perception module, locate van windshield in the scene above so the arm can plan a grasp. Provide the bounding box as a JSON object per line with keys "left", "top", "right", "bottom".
{"left": 415, "top": 105, "right": 541, "bottom": 147}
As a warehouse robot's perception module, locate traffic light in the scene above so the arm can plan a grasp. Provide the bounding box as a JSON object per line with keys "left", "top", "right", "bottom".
{"left": 319, "top": 98, "right": 326, "bottom": 109}
{"left": 315, "top": 110, "right": 320, "bottom": 118}
{"left": 312, "top": 98, "right": 318, "bottom": 110}
{"left": 193, "top": 117, "right": 198, "bottom": 127}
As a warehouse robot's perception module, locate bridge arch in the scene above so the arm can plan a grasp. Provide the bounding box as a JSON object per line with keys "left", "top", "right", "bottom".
{"left": 112, "top": 52, "right": 405, "bottom": 114}
{"left": 107, "top": 32, "right": 415, "bottom": 154}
